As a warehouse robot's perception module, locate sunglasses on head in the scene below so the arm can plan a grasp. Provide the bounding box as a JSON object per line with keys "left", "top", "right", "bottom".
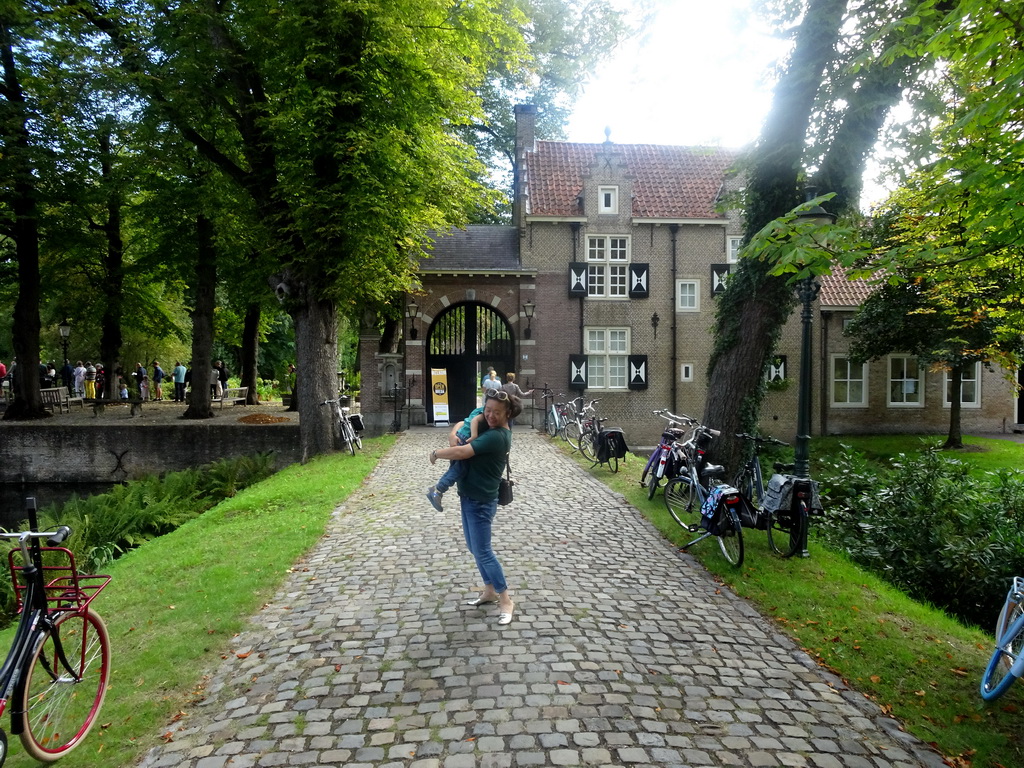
{"left": 484, "top": 388, "right": 510, "bottom": 401}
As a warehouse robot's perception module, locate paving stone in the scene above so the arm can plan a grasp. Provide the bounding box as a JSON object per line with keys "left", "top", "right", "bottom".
{"left": 139, "top": 430, "right": 944, "bottom": 768}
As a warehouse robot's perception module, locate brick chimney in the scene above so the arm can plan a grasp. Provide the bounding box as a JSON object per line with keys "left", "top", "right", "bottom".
{"left": 512, "top": 104, "right": 537, "bottom": 231}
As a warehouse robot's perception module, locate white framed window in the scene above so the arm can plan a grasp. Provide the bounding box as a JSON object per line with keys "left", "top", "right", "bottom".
{"left": 587, "top": 236, "right": 629, "bottom": 298}
{"left": 944, "top": 362, "right": 981, "bottom": 408}
{"left": 680, "top": 363, "right": 694, "bottom": 382}
{"left": 831, "top": 355, "right": 867, "bottom": 407}
{"left": 676, "top": 279, "right": 700, "bottom": 312}
{"left": 598, "top": 186, "right": 618, "bottom": 214}
{"left": 727, "top": 236, "right": 743, "bottom": 263}
{"left": 888, "top": 355, "right": 924, "bottom": 407}
{"left": 586, "top": 327, "right": 629, "bottom": 389}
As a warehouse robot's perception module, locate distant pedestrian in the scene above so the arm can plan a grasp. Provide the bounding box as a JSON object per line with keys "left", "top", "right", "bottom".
{"left": 172, "top": 361, "right": 187, "bottom": 402}
{"left": 216, "top": 360, "right": 229, "bottom": 396}
{"left": 60, "top": 359, "right": 73, "bottom": 392}
{"left": 73, "top": 361, "right": 85, "bottom": 398}
{"left": 482, "top": 367, "right": 500, "bottom": 390}
{"left": 84, "top": 362, "right": 97, "bottom": 399}
{"left": 152, "top": 360, "right": 165, "bottom": 401}
{"left": 499, "top": 373, "right": 533, "bottom": 426}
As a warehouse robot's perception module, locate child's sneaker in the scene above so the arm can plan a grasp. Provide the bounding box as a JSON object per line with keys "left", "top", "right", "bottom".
{"left": 426, "top": 486, "right": 444, "bottom": 512}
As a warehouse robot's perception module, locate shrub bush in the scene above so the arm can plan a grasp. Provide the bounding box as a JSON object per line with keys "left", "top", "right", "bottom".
{"left": 817, "top": 447, "right": 1024, "bottom": 628}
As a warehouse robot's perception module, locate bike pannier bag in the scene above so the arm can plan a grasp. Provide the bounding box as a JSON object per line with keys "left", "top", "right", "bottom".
{"left": 348, "top": 413, "right": 364, "bottom": 432}
{"left": 762, "top": 474, "right": 794, "bottom": 514}
{"left": 596, "top": 428, "right": 629, "bottom": 465}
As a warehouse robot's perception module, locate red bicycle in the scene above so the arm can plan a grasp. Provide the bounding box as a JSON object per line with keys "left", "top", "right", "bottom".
{"left": 0, "top": 498, "right": 111, "bottom": 764}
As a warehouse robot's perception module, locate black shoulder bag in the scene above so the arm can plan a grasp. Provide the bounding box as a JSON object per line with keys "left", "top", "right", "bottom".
{"left": 498, "top": 454, "right": 514, "bottom": 506}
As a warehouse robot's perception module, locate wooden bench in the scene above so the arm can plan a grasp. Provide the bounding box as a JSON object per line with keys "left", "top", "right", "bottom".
{"left": 91, "top": 398, "right": 144, "bottom": 417}
{"left": 40, "top": 387, "right": 68, "bottom": 414}
{"left": 219, "top": 386, "right": 248, "bottom": 408}
{"left": 64, "top": 391, "right": 85, "bottom": 410}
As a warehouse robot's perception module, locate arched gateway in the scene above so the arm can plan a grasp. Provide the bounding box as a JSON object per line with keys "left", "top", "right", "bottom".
{"left": 426, "top": 302, "right": 514, "bottom": 423}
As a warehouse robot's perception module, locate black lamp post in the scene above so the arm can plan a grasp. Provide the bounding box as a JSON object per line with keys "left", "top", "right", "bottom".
{"left": 792, "top": 194, "right": 836, "bottom": 556}
{"left": 58, "top": 319, "right": 71, "bottom": 363}
{"left": 522, "top": 300, "right": 535, "bottom": 339}
{"left": 407, "top": 300, "right": 419, "bottom": 341}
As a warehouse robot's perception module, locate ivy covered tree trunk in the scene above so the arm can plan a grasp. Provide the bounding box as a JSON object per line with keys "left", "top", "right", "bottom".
{"left": 292, "top": 290, "right": 338, "bottom": 462}
{"left": 1, "top": 20, "right": 45, "bottom": 420}
{"left": 183, "top": 215, "right": 216, "bottom": 419}
{"left": 240, "top": 302, "right": 261, "bottom": 404}
{"left": 97, "top": 122, "right": 125, "bottom": 400}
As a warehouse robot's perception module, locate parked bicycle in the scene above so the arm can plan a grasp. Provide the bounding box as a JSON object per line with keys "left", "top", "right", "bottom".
{"left": 540, "top": 387, "right": 575, "bottom": 440}
{"left": 639, "top": 410, "right": 693, "bottom": 500}
{"left": 662, "top": 420, "right": 746, "bottom": 567}
{"left": 320, "top": 399, "right": 363, "bottom": 455}
{"left": 732, "top": 432, "right": 808, "bottom": 557}
{"left": 0, "top": 497, "right": 111, "bottom": 764}
{"left": 565, "top": 398, "right": 603, "bottom": 461}
{"left": 981, "top": 576, "right": 1024, "bottom": 701}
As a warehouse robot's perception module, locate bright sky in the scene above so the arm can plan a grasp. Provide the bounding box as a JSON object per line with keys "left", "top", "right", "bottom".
{"left": 564, "top": 0, "right": 787, "bottom": 149}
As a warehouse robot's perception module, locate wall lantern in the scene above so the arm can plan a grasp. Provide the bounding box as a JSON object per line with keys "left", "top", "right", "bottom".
{"left": 522, "top": 301, "right": 536, "bottom": 339}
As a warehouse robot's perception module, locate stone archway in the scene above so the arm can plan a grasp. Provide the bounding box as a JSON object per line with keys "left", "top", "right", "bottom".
{"left": 426, "top": 302, "right": 515, "bottom": 422}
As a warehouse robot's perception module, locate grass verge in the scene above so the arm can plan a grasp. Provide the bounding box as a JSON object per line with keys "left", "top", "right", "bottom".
{"left": 0, "top": 435, "right": 393, "bottom": 768}
{"left": 558, "top": 433, "right": 1023, "bottom": 768}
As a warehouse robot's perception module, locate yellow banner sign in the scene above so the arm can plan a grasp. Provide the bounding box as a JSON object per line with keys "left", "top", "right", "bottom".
{"left": 430, "top": 368, "right": 450, "bottom": 425}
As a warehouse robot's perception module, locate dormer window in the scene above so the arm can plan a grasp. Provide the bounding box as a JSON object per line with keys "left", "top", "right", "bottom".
{"left": 598, "top": 186, "right": 618, "bottom": 214}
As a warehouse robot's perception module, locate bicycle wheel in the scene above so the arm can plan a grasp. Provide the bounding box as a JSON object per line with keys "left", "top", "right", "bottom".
{"left": 545, "top": 411, "right": 558, "bottom": 437}
{"left": 341, "top": 419, "right": 356, "bottom": 455}
{"left": 717, "top": 506, "right": 745, "bottom": 567}
{"left": 647, "top": 469, "right": 661, "bottom": 500}
{"left": 563, "top": 420, "right": 581, "bottom": 449}
{"left": 664, "top": 476, "right": 699, "bottom": 529}
{"left": 768, "top": 501, "right": 807, "bottom": 558}
{"left": 733, "top": 466, "right": 754, "bottom": 504}
{"left": 579, "top": 429, "right": 597, "bottom": 462}
{"left": 21, "top": 609, "right": 110, "bottom": 762}
{"left": 981, "top": 611, "right": 1024, "bottom": 701}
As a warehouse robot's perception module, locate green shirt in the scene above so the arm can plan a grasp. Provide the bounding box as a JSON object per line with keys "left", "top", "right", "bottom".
{"left": 457, "top": 427, "right": 512, "bottom": 502}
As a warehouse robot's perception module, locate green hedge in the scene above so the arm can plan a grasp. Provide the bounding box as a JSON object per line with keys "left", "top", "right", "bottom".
{"left": 816, "top": 447, "right": 1024, "bottom": 628}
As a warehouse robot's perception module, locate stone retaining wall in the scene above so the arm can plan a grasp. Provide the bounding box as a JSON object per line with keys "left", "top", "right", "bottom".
{"left": 0, "top": 424, "right": 302, "bottom": 484}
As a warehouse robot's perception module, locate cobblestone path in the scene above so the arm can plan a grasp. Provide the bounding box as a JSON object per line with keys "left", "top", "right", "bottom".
{"left": 141, "top": 428, "right": 944, "bottom": 768}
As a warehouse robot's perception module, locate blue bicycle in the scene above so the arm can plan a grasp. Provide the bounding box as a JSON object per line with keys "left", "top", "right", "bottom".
{"left": 981, "top": 577, "right": 1024, "bottom": 700}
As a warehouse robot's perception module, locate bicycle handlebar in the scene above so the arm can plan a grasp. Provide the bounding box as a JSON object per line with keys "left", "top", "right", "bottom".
{"left": 735, "top": 432, "right": 789, "bottom": 446}
{"left": 0, "top": 527, "right": 74, "bottom": 562}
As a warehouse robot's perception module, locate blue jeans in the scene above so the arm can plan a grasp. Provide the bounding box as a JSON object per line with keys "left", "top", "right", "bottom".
{"left": 460, "top": 496, "right": 507, "bottom": 594}
{"left": 436, "top": 437, "right": 468, "bottom": 493}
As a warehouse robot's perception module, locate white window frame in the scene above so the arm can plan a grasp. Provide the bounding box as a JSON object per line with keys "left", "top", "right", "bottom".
{"left": 944, "top": 362, "right": 982, "bottom": 409}
{"left": 676, "top": 279, "right": 700, "bottom": 312}
{"left": 598, "top": 186, "right": 618, "bottom": 214}
{"left": 585, "top": 326, "right": 630, "bottom": 390}
{"left": 830, "top": 355, "right": 867, "bottom": 407}
{"left": 727, "top": 236, "right": 743, "bottom": 263}
{"left": 888, "top": 355, "right": 924, "bottom": 408}
{"left": 586, "top": 235, "right": 630, "bottom": 298}
{"left": 680, "top": 363, "right": 695, "bottom": 382}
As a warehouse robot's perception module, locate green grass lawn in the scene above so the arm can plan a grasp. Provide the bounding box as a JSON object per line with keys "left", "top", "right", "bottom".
{"left": 561, "top": 433, "right": 1024, "bottom": 768}
{"left": 0, "top": 436, "right": 394, "bottom": 768}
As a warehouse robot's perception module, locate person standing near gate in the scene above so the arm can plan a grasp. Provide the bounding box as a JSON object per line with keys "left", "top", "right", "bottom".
{"left": 482, "top": 367, "right": 499, "bottom": 391}
{"left": 500, "top": 373, "right": 532, "bottom": 426}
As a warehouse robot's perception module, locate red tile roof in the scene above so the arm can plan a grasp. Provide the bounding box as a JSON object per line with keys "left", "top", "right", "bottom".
{"left": 819, "top": 266, "right": 875, "bottom": 308}
{"left": 525, "top": 141, "right": 739, "bottom": 219}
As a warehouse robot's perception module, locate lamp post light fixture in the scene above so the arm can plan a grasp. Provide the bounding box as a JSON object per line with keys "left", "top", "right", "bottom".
{"left": 791, "top": 192, "right": 837, "bottom": 557}
{"left": 58, "top": 319, "right": 71, "bottom": 363}
{"left": 407, "top": 300, "right": 419, "bottom": 341}
{"left": 522, "top": 300, "right": 535, "bottom": 339}
{"left": 650, "top": 311, "right": 660, "bottom": 340}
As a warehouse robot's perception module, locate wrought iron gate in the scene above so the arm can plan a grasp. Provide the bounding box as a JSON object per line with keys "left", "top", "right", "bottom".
{"left": 426, "top": 303, "right": 514, "bottom": 423}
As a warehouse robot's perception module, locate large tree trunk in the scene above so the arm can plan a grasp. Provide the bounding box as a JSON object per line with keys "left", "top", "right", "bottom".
{"left": 943, "top": 364, "right": 964, "bottom": 449}
{"left": 293, "top": 290, "right": 339, "bottom": 462}
{"left": 240, "top": 302, "right": 261, "bottom": 404}
{"left": 97, "top": 122, "right": 124, "bottom": 399}
{"left": 183, "top": 214, "right": 216, "bottom": 419}
{"left": 2, "top": 23, "right": 46, "bottom": 420}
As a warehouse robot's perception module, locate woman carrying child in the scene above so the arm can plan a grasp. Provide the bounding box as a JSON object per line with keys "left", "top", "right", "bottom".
{"left": 427, "top": 389, "right": 520, "bottom": 626}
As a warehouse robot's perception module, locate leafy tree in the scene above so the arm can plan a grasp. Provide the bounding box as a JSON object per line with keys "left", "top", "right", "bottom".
{"left": 703, "top": 0, "right": 928, "bottom": 469}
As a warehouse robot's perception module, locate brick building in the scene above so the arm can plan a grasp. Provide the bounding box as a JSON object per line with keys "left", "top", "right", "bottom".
{"left": 359, "top": 105, "right": 1019, "bottom": 445}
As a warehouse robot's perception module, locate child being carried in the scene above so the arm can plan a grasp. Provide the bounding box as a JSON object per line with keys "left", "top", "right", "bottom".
{"left": 426, "top": 405, "right": 488, "bottom": 512}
